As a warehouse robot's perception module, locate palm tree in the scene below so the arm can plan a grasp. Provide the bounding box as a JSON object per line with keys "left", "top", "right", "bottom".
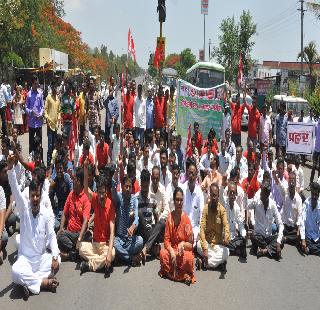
{"left": 297, "top": 41, "right": 319, "bottom": 75}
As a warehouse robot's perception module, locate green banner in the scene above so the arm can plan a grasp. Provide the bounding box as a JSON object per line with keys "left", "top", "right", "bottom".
{"left": 176, "top": 80, "right": 226, "bottom": 141}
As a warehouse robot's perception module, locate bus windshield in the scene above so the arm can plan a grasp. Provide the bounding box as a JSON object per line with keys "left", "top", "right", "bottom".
{"left": 196, "top": 69, "right": 224, "bottom": 88}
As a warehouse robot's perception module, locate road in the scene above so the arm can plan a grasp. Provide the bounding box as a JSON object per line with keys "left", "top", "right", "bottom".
{"left": 0, "top": 97, "right": 319, "bottom": 310}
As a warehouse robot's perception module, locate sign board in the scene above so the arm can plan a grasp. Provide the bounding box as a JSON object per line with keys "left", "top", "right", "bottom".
{"left": 199, "top": 49, "right": 204, "bottom": 61}
{"left": 201, "top": 0, "right": 209, "bottom": 15}
{"left": 256, "top": 79, "right": 273, "bottom": 95}
{"left": 176, "top": 80, "right": 226, "bottom": 142}
{"left": 157, "top": 37, "right": 166, "bottom": 62}
{"left": 286, "top": 122, "right": 315, "bottom": 155}
{"left": 39, "top": 48, "right": 68, "bottom": 72}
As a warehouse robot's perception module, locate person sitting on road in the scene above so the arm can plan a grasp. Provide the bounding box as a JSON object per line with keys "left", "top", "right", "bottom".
{"left": 230, "top": 146, "right": 248, "bottom": 182}
{"left": 299, "top": 182, "right": 320, "bottom": 256}
{"left": 197, "top": 183, "right": 230, "bottom": 272}
{"left": 273, "top": 170, "right": 303, "bottom": 246}
{"left": 7, "top": 154, "right": 60, "bottom": 299}
{"left": 159, "top": 187, "right": 195, "bottom": 285}
{"left": 0, "top": 184, "right": 7, "bottom": 265}
{"left": 79, "top": 160, "right": 115, "bottom": 275}
{"left": 57, "top": 167, "right": 91, "bottom": 262}
{"left": 113, "top": 176, "right": 144, "bottom": 266}
{"left": 248, "top": 181, "right": 284, "bottom": 259}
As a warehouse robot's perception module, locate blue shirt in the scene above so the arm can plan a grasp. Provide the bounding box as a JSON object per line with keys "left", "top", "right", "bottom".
{"left": 146, "top": 97, "right": 154, "bottom": 129}
{"left": 300, "top": 197, "right": 320, "bottom": 242}
{"left": 275, "top": 114, "right": 287, "bottom": 147}
{"left": 26, "top": 89, "right": 44, "bottom": 128}
{"left": 115, "top": 193, "right": 139, "bottom": 238}
{"left": 104, "top": 96, "right": 119, "bottom": 127}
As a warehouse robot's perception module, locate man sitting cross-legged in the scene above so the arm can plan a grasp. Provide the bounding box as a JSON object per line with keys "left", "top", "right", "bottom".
{"left": 79, "top": 159, "right": 116, "bottom": 275}
{"left": 7, "top": 154, "right": 60, "bottom": 300}
{"left": 57, "top": 167, "right": 91, "bottom": 261}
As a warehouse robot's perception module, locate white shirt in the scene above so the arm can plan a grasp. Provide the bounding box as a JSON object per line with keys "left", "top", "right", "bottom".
{"left": 0, "top": 186, "right": 5, "bottom": 211}
{"left": 111, "top": 134, "right": 121, "bottom": 164}
{"left": 149, "top": 183, "right": 170, "bottom": 220}
{"left": 222, "top": 198, "right": 246, "bottom": 240}
{"left": 14, "top": 161, "right": 26, "bottom": 192}
{"left": 199, "top": 153, "right": 213, "bottom": 171}
{"left": 160, "top": 167, "right": 172, "bottom": 191}
{"left": 277, "top": 184, "right": 303, "bottom": 227}
{"left": 222, "top": 185, "right": 247, "bottom": 216}
{"left": 226, "top": 140, "right": 236, "bottom": 160}
{"left": 218, "top": 152, "right": 232, "bottom": 176}
{"left": 248, "top": 192, "right": 284, "bottom": 244}
{"left": 133, "top": 96, "right": 146, "bottom": 129}
{"left": 181, "top": 182, "right": 204, "bottom": 242}
{"left": 137, "top": 157, "right": 153, "bottom": 173}
{"left": 221, "top": 113, "right": 231, "bottom": 141}
{"left": 8, "top": 168, "right": 59, "bottom": 260}
{"left": 259, "top": 115, "right": 272, "bottom": 144}
{"left": 231, "top": 156, "right": 248, "bottom": 182}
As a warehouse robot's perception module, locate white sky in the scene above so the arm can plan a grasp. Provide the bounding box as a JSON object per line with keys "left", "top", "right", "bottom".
{"left": 63, "top": 0, "right": 320, "bottom": 68}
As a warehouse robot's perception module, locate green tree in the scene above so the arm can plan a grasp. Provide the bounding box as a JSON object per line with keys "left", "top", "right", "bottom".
{"left": 175, "top": 48, "right": 196, "bottom": 79}
{"left": 297, "top": 41, "right": 319, "bottom": 75}
{"left": 212, "top": 11, "right": 257, "bottom": 83}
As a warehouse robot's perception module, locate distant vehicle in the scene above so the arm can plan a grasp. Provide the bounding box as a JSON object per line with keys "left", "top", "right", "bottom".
{"left": 186, "top": 61, "right": 225, "bottom": 88}
{"left": 230, "top": 93, "right": 253, "bottom": 128}
{"left": 272, "top": 95, "right": 310, "bottom": 122}
{"left": 162, "top": 68, "right": 178, "bottom": 91}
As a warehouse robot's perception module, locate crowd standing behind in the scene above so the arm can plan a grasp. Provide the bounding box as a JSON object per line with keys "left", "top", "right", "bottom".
{"left": 0, "top": 75, "right": 319, "bottom": 299}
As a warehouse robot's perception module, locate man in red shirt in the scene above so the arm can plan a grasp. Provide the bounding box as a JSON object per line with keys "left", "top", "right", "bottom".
{"left": 241, "top": 162, "right": 260, "bottom": 200}
{"left": 79, "top": 160, "right": 115, "bottom": 275}
{"left": 244, "top": 95, "right": 260, "bottom": 150}
{"left": 96, "top": 129, "right": 110, "bottom": 172}
{"left": 154, "top": 86, "right": 166, "bottom": 133}
{"left": 193, "top": 122, "right": 203, "bottom": 156}
{"left": 57, "top": 167, "right": 91, "bottom": 261}
{"left": 123, "top": 82, "right": 135, "bottom": 130}
{"left": 79, "top": 140, "right": 94, "bottom": 167}
{"left": 16, "top": 149, "right": 42, "bottom": 173}
{"left": 230, "top": 94, "right": 245, "bottom": 147}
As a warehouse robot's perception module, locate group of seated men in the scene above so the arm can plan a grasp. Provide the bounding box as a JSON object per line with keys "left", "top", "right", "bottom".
{"left": 0, "top": 121, "right": 319, "bottom": 297}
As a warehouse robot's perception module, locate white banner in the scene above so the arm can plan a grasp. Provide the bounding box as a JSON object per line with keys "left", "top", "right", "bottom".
{"left": 286, "top": 122, "right": 315, "bottom": 155}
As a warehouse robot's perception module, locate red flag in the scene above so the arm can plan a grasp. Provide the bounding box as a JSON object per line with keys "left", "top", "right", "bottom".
{"left": 154, "top": 47, "right": 160, "bottom": 69}
{"left": 186, "top": 124, "right": 192, "bottom": 158}
{"left": 237, "top": 54, "right": 244, "bottom": 88}
{"left": 69, "top": 97, "right": 78, "bottom": 162}
{"left": 128, "top": 28, "right": 136, "bottom": 63}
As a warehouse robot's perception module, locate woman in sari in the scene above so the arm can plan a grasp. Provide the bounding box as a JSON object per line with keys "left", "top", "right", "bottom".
{"left": 159, "top": 187, "right": 195, "bottom": 285}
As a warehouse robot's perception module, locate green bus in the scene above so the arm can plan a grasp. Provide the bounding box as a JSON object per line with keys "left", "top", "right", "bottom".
{"left": 185, "top": 61, "right": 225, "bottom": 88}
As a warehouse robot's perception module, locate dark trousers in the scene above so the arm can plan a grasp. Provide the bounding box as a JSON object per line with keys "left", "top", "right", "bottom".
{"left": 57, "top": 230, "right": 79, "bottom": 253}
{"left": 134, "top": 127, "right": 145, "bottom": 148}
{"left": 5, "top": 213, "right": 17, "bottom": 233}
{"left": 306, "top": 237, "right": 320, "bottom": 256}
{"left": 227, "top": 236, "right": 247, "bottom": 258}
{"left": 105, "top": 125, "right": 111, "bottom": 145}
{"left": 251, "top": 233, "right": 283, "bottom": 258}
{"left": 310, "top": 151, "right": 320, "bottom": 183}
{"left": 29, "top": 126, "right": 42, "bottom": 154}
{"left": 0, "top": 106, "right": 7, "bottom": 137}
{"left": 47, "top": 126, "right": 57, "bottom": 166}
{"left": 283, "top": 224, "right": 299, "bottom": 245}
{"left": 231, "top": 133, "right": 241, "bottom": 147}
{"left": 79, "top": 124, "right": 85, "bottom": 146}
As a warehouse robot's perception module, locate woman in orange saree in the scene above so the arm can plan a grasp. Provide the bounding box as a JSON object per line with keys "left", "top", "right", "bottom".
{"left": 159, "top": 187, "right": 196, "bottom": 285}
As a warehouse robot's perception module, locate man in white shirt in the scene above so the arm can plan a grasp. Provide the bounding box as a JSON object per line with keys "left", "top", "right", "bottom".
{"left": 259, "top": 104, "right": 272, "bottom": 149}
{"left": 248, "top": 181, "right": 284, "bottom": 259}
{"left": 221, "top": 182, "right": 247, "bottom": 259}
{"left": 0, "top": 79, "right": 9, "bottom": 137}
{"left": 273, "top": 170, "right": 303, "bottom": 245}
{"left": 220, "top": 106, "right": 231, "bottom": 141}
{"left": 0, "top": 185, "right": 7, "bottom": 264}
{"left": 231, "top": 146, "right": 248, "bottom": 182}
{"left": 218, "top": 140, "right": 232, "bottom": 176}
{"left": 137, "top": 145, "right": 153, "bottom": 173}
{"left": 181, "top": 161, "right": 204, "bottom": 243}
{"left": 199, "top": 145, "right": 213, "bottom": 179}
{"left": 7, "top": 155, "right": 60, "bottom": 299}
{"left": 159, "top": 148, "right": 172, "bottom": 191}
{"left": 225, "top": 128, "right": 236, "bottom": 160}
{"left": 133, "top": 84, "right": 146, "bottom": 147}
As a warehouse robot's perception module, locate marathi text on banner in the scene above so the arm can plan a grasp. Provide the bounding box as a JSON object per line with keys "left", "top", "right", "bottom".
{"left": 286, "top": 122, "right": 315, "bottom": 155}
{"left": 175, "top": 80, "right": 226, "bottom": 142}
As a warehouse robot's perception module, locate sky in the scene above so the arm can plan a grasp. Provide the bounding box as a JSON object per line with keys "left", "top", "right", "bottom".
{"left": 63, "top": 0, "right": 320, "bottom": 69}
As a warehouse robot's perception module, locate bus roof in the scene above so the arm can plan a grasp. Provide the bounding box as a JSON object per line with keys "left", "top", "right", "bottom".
{"left": 273, "top": 95, "right": 308, "bottom": 104}
{"left": 186, "top": 61, "right": 225, "bottom": 74}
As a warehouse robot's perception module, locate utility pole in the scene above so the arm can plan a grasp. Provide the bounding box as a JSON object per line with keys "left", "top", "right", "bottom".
{"left": 203, "top": 14, "right": 206, "bottom": 61}
{"left": 208, "top": 38, "right": 212, "bottom": 61}
{"left": 298, "top": 0, "right": 306, "bottom": 76}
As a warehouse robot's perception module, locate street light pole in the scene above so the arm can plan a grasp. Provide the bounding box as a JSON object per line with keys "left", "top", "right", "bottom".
{"left": 203, "top": 14, "right": 206, "bottom": 61}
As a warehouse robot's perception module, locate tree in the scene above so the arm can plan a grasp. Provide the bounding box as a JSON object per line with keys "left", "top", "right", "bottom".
{"left": 307, "top": 1, "right": 320, "bottom": 19}
{"left": 176, "top": 48, "right": 196, "bottom": 79}
{"left": 297, "top": 41, "right": 319, "bottom": 75}
{"left": 164, "top": 53, "right": 181, "bottom": 68}
{"left": 212, "top": 11, "right": 257, "bottom": 83}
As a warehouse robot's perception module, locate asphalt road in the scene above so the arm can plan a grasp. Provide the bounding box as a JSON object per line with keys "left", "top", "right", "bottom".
{"left": 0, "top": 96, "right": 319, "bottom": 310}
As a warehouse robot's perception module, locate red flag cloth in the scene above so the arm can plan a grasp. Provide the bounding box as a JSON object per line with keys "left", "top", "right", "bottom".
{"left": 154, "top": 47, "right": 160, "bottom": 69}
{"left": 186, "top": 124, "right": 192, "bottom": 158}
{"left": 237, "top": 54, "right": 244, "bottom": 88}
{"left": 128, "top": 28, "right": 136, "bottom": 63}
{"left": 69, "top": 100, "right": 78, "bottom": 162}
